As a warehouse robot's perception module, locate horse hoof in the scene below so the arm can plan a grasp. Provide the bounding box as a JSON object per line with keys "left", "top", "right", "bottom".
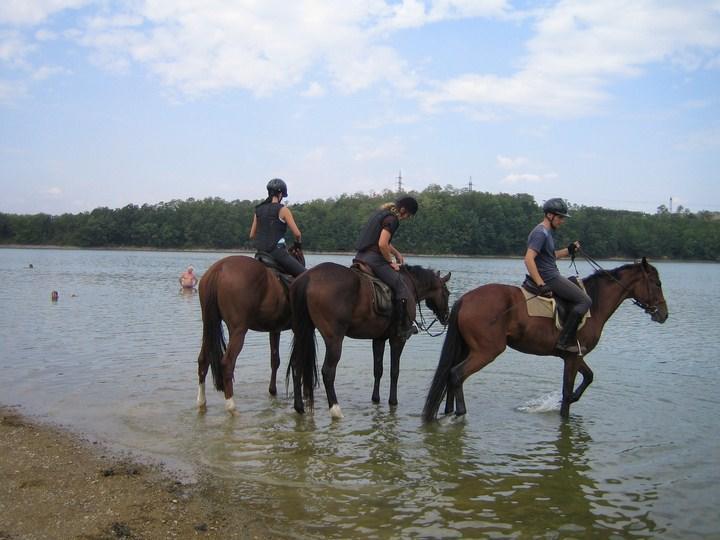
{"left": 224, "top": 398, "right": 237, "bottom": 415}
{"left": 197, "top": 402, "right": 207, "bottom": 413}
{"left": 330, "top": 404, "right": 344, "bottom": 419}
{"left": 371, "top": 396, "right": 380, "bottom": 404}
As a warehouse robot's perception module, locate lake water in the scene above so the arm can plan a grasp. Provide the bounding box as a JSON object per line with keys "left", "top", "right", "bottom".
{"left": 1, "top": 247, "right": 718, "bottom": 539}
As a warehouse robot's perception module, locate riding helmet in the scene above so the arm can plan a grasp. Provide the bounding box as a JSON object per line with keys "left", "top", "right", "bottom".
{"left": 267, "top": 178, "right": 288, "bottom": 198}
{"left": 542, "top": 198, "right": 570, "bottom": 217}
{"left": 396, "top": 196, "right": 419, "bottom": 216}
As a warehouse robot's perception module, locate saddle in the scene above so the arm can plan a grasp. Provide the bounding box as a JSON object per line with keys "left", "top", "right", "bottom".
{"left": 350, "top": 259, "right": 393, "bottom": 316}
{"left": 254, "top": 252, "right": 294, "bottom": 289}
{"left": 521, "top": 275, "right": 590, "bottom": 330}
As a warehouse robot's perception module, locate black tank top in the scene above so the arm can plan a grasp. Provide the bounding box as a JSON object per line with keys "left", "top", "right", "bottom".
{"left": 254, "top": 202, "right": 287, "bottom": 252}
{"left": 356, "top": 209, "right": 399, "bottom": 253}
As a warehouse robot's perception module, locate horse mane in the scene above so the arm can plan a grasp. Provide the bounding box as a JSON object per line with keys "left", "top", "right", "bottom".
{"left": 402, "top": 264, "right": 437, "bottom": 289}
{"left": 583, "top": 262, "right": 639, "bottom": 305}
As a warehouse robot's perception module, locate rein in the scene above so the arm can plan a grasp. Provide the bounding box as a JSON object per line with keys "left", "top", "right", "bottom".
{"left": 578, "top": 248, "right": 659, "bottom": 316}
{"left": 405, "top": 269, "right": 447, "bottom": 338}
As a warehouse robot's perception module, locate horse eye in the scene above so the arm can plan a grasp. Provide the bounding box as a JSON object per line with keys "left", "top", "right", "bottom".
{"left": 657, "top": 281, "right": 662, "bottom": 287}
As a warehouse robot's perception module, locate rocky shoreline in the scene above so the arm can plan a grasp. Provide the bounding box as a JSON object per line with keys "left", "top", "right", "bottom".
{"left": 0, "top": 406, "right": 275, "bottom": 540}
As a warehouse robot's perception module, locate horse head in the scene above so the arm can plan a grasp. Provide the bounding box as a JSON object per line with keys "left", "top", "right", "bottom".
{"left": 634, "top": 257, "right": 669, "bottom": 323}
{"left": 423, "top": 270, "right": 452, "bottom": 325}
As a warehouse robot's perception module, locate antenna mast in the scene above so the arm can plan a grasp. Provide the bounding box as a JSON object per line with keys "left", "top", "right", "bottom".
{"left": 397, "top": 170, "right": 403, "bottom": 192}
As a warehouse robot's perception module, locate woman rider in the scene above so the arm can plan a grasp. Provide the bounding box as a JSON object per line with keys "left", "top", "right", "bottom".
{"left": 524, "top": 197, "right": 591, "bottom": 354}
{"left": 249, "top": 178, "right": 306, "bottom": 277}
{"left": 355, "top": 196, "right": 419, "bottom": 338}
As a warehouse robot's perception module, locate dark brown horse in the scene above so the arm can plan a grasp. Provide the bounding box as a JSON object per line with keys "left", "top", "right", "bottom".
{"left": 423, "top": 258, "right": 668, "bottom": 421}
{"left": 288, "top": 262, "right": 451, "bottom": 419}
{"left": 196, "top": 253, "right": 301, "bottom": 415}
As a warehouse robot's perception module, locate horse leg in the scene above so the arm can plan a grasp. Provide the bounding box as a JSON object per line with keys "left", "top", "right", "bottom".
{"left": 450, "top": 351, "right": 498, "bottom": 417}
{"left": 371, "top": 338, "right": 385, "bottom": 404}
{"left": 222, "top": 329, "right": 247, "bottom": 415}
{"left": 268, "top": 331, "right": 281, "bottom": 396}
{"left": 444, "top": 386, "right": 455, "bottom": 415}
{"left": 388, "top": 337, "right": 407, "bottom": 406}
{"left": 571, "top": 358, "right": 594, "bottom": 403}
{"left": 320, "top": 336, "right": 344, "bottom": 419}
{"left": 197, "top": 342, "right": 210, "bottom": 411}
{"left": 560, "top": 356, "right": 580, "bottom": 418}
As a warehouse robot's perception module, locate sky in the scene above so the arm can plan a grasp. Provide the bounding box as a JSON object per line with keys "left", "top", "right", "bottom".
{"left": 1, "top": 0, "right": 719, "bottom": 216}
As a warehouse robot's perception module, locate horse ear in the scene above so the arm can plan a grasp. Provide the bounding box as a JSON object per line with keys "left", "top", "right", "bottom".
{"left": 641, "top": 256, "right": 648, "bottom": 269}
{"left": 442, "top": 272, "right": 451, "bottom": 283}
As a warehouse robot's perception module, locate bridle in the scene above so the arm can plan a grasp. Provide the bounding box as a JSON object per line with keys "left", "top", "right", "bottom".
{"left": 406, "top": 269, "right": 449, "bottom": 338}
{"left": 579, "top": 248, "right": 661, "bottom": 317}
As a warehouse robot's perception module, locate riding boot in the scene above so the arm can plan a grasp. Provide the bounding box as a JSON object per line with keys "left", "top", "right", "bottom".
{"left": 395, "top": 299, "right": 418, "bottom": 339}
{"left": 556, "top": 311, "right": 585, "bottom": 354}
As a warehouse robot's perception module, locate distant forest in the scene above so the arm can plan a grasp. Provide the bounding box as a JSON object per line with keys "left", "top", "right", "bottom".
{"left": 1, "top": 185, "right": 719, "bottom": 261}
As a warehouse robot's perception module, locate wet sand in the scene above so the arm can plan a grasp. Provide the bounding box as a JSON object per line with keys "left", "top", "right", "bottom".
{"left": 0, "top": 406, "right": 276, "bottom": 540}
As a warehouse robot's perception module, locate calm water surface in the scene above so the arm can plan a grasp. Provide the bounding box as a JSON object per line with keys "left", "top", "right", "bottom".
{"left": 1, "top": 248, "right": 718, "bottom": 539}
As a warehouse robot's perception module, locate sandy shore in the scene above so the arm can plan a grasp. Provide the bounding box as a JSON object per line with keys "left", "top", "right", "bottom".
{"left": 0, "top": 406, "right": 275, "bottom": 540}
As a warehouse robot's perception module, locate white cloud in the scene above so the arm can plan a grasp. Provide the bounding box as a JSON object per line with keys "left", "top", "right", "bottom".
{"left": 421, "top": 0, "right": 720, "bottom": 117}
{"left": 45, "top": 186, "right": 63, "bottom": 195}
{"left": 502, "top": 172, "right": 557, "bottom": 184}
{"left": 301, "top": 81, "right": 326, "bottom": 98}
{"left": 0, "top": 0, "right": 90, "bottom": 25}
{"left": 497, "top": 154, "right": 528, "bottom": 170}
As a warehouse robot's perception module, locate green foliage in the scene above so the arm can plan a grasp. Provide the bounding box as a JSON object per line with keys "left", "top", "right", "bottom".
{"left": 1, "top": 189, "right": 718, "bottom": 261}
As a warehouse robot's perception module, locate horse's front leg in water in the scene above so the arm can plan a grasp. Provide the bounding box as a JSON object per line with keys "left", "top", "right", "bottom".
{"left": 388, "top": 337, "right": 407, "bottom": 406}
{"left": 371, "top": 338, "right": 386, "bottom": 403}
{"left": 571, "top": 357, "right": 594, "bottom": 403}
{"left": 268, "top": 331, "right": 281, "bottom": 396}
{"left": 560, "top": 355, "right": 580, "bottom": 418}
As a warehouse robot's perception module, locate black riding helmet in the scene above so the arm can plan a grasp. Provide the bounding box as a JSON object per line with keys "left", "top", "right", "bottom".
{"left": 396, "top": 196, "right": 419, "bottom": 216}
{"left": 267, "top": 178, "right": 288, "bottom": 198}
{"left": 543, "top": 197, "right": 570, "bottom": 217}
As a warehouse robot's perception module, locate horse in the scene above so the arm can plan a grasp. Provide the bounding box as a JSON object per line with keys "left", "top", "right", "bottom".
{"left": 287, "top": 262, "right": 451, "bottom": 419}
{"left": 423, "top": 257, "right": 668, "bottom": 421}
{"left": 196, "top": 250, "right": 303, "bottom": 415}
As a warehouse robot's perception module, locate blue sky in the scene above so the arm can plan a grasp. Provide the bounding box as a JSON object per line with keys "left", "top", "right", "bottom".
{"left": 1, "top": 1, "right": 719, "bottom": 215}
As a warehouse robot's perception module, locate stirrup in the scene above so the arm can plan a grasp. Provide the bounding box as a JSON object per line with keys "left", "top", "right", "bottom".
{"left": 555, "top": 339, "right": 585, "bottom": 356}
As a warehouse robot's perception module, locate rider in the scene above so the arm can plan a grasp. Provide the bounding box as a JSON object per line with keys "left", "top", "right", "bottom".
{"left": 355, "top": 196, "right": 419, "bottom": 338}
{"left": 524, "top": 197, "right": 591, "bottom": 354}
{"left": 250, "top": 178, "right": 306, "bottom": 277}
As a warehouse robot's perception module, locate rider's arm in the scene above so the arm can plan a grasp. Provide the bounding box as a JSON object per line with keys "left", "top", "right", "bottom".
{"left": 390, "top": 244, "right": 404, "bottom": 265}
{"left": 279, "top": 207, "right": 302, "bottom": 242}
{"left": 524, "top": 248, "right": 544, "bottom": 286}
{"left": 378, "top": 229, "right": 400, "bottom": 270}
{"left": 249, "top": 214, "right": 257, "bottom": 239}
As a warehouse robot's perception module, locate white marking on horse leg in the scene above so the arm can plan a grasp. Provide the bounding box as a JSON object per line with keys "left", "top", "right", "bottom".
{"left": 225, "top": 397, "right": 237, "bottom": 415}
{"left": 196, "top": 383, "right": 206, "bottom": 408}
{"left": 329, "top": 404, "right": 344, "bottom": 419}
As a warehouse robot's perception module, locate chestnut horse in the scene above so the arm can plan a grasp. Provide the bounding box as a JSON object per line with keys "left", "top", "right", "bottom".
{"left": 288, "top": 262, "right": 451, "bottom": 419}
{"left": 423, "top": 258, "right": 668, "bottom": 421}
{"left": 196, "top": 252, "right": 302, "bottom": 414}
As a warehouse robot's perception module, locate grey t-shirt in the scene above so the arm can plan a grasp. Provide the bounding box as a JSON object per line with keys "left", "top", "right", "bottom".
{"left": 527, "top": 223, "right": 560, "bottom": 281}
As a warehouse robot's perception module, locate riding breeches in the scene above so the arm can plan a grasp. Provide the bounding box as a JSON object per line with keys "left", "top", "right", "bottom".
{"left": 268, "top": 245, "right": 306, "bottom": 277}
{"left": 546, "top": 275, "right": 592, "bottom": 315}
{"left": 355, "top": 250, "right": 416, "bottom": 318}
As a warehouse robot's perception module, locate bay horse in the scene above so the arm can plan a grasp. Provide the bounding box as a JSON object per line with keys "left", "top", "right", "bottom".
{"left": 423, "top": 258, "right": 668, "bottom": 421}
{"left": 288, "top": 262, "right": 451, "bottom": 419}
{"left": 196, "top": 251, "right": 303, "bottom": 415}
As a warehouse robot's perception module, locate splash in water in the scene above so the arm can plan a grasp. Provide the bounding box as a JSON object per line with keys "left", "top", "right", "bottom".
{"left": 516, "top": 391, "right": 562, "bottom": 413}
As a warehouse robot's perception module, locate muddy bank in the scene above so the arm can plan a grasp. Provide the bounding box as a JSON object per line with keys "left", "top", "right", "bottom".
{"left": 0, "top": 406, "right": 276, "bottom": 540}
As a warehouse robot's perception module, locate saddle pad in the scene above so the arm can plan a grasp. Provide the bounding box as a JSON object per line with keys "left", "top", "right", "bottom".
{"left": 520, "top": 287, "right": 590, "bottom": 330}
{"left": 350, "top": 265, "right": 393, "bottom": 316}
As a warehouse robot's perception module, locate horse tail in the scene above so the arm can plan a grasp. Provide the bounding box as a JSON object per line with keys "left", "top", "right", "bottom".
{"left": 286, "top": 272, "right": 318, "bottom": 408}
{"left": 199, "top": 267, "right": 227, "bottom": 392}
{"left": 422, "top": 298, "right": 467, "bottom": 422}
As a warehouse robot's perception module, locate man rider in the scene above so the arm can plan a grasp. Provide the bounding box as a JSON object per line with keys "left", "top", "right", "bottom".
{"left": 524, "top": 198, "right": 591, "bottom": 354}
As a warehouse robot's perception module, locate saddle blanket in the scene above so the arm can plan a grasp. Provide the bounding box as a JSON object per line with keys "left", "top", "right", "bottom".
{"left": 521, "top": 286, "right": 590, "bottom": 330}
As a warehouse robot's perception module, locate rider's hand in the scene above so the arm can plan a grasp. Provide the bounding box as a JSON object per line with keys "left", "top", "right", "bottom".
{"left": 538, "top": 283, "right": 552, "bottom": 296}
{"left": 390, "top": 262, "right": 401, "bottom": 271}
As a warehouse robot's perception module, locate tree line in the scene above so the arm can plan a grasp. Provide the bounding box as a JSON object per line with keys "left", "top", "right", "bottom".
{"left": 1, "top": 185, "right": 718, "bottom": 261}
